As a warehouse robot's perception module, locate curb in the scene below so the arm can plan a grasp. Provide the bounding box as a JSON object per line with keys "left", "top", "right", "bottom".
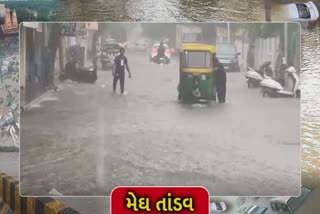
{"left": 0, "top": 172, "right": 81, "bottom": 214}
{"left": 21, "top": 89, "right": 53, "bottom": 111}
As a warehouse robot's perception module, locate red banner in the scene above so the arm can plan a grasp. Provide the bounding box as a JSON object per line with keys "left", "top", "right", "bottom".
{"left": 111, "top": 186, "right": 209, "bottom": 214}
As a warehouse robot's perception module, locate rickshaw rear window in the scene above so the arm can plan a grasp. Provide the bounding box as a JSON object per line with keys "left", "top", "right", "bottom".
{"left": 183, "top": 51, "right": 211, "bottom": 68}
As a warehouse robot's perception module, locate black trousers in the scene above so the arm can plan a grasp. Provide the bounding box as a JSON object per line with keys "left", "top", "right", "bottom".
{"left": 113, "top": 71, "right": 125, "bottom": 93}
{"left": 216, "top": 84, "right": 226, "bottom": 103}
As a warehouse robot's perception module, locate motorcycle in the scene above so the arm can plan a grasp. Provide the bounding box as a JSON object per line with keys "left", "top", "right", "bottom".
{"left": 59, "top": 60, "right": 97, "bottom": 83}
{"left": 152, "top": 54, "right": 170, "bottom": 65}
{"left": 260, "top": 66, "right": 300, "bottom": 98}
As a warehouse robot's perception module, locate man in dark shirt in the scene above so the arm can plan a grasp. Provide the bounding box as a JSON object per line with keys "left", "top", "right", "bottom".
{"left": 113, "top": 48, "right": 131, "bottom": 94}
{"left": 214, "top": 59, "right": 227, "bottom": 103}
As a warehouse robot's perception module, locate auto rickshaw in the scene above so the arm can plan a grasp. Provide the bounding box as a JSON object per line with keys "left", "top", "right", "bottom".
{"left": 178, "top": 43, "right": 218, "bottom": 101}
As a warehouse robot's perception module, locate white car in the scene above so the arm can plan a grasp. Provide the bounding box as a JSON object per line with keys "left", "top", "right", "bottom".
{"left": 287, "top": 1, "right": 319, "bottom": 21}
{"left": 210, "top": 202, "right": 227, "bottom": 212}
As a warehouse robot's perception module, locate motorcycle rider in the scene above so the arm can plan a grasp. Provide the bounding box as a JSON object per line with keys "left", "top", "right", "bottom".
{"left": 156, "top": 42, "right": 167, "bottom": 63}
{"left": 113, "top": 48, "right": 131, "bottom": 94}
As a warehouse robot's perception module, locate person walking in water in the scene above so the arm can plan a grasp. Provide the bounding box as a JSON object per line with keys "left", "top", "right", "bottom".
{"left": 214, "top": 58, "right": 227, "bottom": 103}
{"left": 113, "top": 48, "right": 131, "bottom": 94}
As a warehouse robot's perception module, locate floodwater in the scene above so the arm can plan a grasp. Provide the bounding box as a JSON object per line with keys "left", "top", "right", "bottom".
{"left": 56, "top": 0, "right": 266, "bottom": 21}
{"left": 55, "top": 0, "right": 316, "bottom": 22}
{"left": 54, "top": 0, "right": 320, "bottom": 191}
{"left": 301, "top": 28, "right": 320, "bottom": 188}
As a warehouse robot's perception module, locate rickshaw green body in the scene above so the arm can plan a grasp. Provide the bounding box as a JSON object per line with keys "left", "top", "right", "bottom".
{"left": 178, "top": 43, "right": 218, "bottom": 101}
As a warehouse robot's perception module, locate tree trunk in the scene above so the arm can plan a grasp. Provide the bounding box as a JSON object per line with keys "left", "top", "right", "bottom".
{"left": 264, "top": 0, "right": 272, "bottom": 22}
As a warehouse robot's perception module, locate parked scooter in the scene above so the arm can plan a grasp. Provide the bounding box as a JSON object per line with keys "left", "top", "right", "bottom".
{"left": 245, "top": 61, "right": 274, "bottom": 88}
{"left": 245, "top": 67, "right": 265, "bottom": 88}
{"left": 59, "top": 59, "right": 97, "bottom": 83}
{"left": 260, "top": 66, "right": 300, "bottom": 98}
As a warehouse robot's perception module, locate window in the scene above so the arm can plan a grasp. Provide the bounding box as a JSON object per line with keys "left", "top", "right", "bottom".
{"left": 103, "top": 44, "right": 121, "bottom": 53}
{"left": 182, "top": 51, "right": 212, "bottom": 68}
{"left": 217, "top": 45, "right": 236, "bottom": 55}
{"left": 296, "top": 4, "right": 311, "bottom": 19}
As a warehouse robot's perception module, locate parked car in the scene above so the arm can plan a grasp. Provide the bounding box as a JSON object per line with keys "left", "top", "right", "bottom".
{"left": 270, "top": 185, "right": 312, "bottom": 213}
{"left": 149, "top": 43, "right": 171, "bottom": 63}
{"left": 210, "top": 202, "right": 227, "bottom": 212}
{"left": 216, "top": 44, "right": 241, "bottom": 72}
{"left": 244, "top": 205, "right": 268, "bottom": 214}
{"left": 286, "top": 1, "right": 319, "bottom": 22}
{"left": 100, "top": 42, "right": 122, "bottom": 69}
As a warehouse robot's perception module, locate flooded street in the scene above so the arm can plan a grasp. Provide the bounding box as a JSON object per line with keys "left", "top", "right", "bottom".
{"left": 57, "top": 0, "right": 266, "bottom": 21}
{"left": 301, "top": 28, "right": 320, "bottom": 188}
{"left": 20, "top": 50, "right": 300, "bottom": 196}
{"left": 53, "top": 0, "right": 320, "bottom": 192}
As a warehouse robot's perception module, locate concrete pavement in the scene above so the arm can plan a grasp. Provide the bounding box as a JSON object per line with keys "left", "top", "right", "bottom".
{"left": 20, "top": 51, "right": 300, "bottom": 196}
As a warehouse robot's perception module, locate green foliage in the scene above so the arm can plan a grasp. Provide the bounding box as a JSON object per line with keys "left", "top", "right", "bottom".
{"left": 230, "top": 23, "right": 286, "bottom": 41}
{"left": 16, "top": 8, "right": 36, "bottom": 22}
{"left": 4, "top": 0, "right": 58, "bottom": 23}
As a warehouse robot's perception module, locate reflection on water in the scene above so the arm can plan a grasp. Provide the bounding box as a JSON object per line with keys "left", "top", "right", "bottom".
{"left": 301, "top": 28, "right": 320, "bottom": 188}
{"left": 56, "top": 0, "right": 265, "bottom": 21}
{"left": 56, "top": 0, "right": 318, "bottom": 23}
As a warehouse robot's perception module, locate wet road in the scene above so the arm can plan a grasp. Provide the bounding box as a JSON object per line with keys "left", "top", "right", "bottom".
{"left": 20, "top": 51, "right": 300, "bottom": 196}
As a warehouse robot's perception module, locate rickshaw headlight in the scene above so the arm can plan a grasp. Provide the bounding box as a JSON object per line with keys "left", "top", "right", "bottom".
{"left": 201, "top": 75, "right": 206, "bottom": 80}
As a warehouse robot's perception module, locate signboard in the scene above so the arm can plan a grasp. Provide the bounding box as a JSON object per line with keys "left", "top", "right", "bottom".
{"left": 23, "top": 22, "right": 40, "bottom": 29}
{"left": 60, "top": 23, "right": 77, "bottom": 37}
{"left": 76, "top": 23, "right": 87, "bottom": 36}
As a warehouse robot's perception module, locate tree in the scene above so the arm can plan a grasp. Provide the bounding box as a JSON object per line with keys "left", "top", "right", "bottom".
{"left": 264, "top": 0, "right": 272, "bottom": 22}
{"left": 244, "top": 23, "right": 285, "bottom": 68}
{"left": 15, "top": 8, "right": 36, "bottom": 23}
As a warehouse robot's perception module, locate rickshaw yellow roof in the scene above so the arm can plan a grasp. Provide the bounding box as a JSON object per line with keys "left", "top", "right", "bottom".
{"left": 182, "top": 43, "right": 216, "bottom": 53}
